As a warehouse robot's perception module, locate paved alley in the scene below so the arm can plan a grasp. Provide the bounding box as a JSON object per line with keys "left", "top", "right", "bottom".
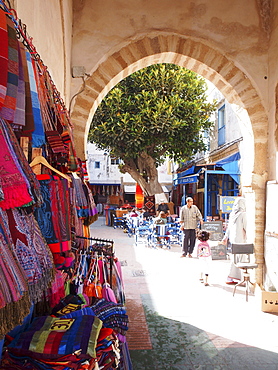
{"left": 91, "top": 217, "right": 278, "bottom": 370}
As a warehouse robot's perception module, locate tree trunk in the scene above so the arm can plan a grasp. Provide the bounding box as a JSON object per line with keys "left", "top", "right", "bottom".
{"left": 120, "top": 152, "right": 164, "bottom": 196}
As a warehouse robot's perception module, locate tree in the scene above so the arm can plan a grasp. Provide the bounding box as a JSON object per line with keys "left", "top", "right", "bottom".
{"left": 88, "top": 63, "right": 216, "bottom": 196}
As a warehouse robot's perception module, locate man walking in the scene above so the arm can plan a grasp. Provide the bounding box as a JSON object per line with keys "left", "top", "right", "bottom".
{"left": 180, "top": 197, "right": 203, "bottom": 258}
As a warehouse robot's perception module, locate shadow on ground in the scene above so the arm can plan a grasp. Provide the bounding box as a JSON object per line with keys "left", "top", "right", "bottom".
{"left": 130, "top": 294, "right": 278, "bottom": 370}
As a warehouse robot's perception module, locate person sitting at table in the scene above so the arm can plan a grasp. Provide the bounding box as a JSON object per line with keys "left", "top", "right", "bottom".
{"left": 129, "top": 208, "right": 139, "bottom": 217}
{"left": 154, "top": 211, "right": 167, "bottom": 224}
{"left": 142, "top": 207, "right": 151, "bottom": 221}
{"left": 156, "top": 200, "right": 170, "bottom": 216}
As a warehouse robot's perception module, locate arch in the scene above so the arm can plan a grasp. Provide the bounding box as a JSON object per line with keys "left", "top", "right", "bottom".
{"left": 70, "top": 33, "right": 268, "bottom": 284}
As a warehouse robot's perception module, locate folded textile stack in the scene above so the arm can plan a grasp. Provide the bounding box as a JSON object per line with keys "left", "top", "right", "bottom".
{"left": 2, "top": 314, "right": 102, "bottom": 369}
{"left": 91, "top": 298, "right": 129, "bottom": 337}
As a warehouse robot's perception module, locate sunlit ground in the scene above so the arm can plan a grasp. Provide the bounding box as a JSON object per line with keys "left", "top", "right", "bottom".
{"left": 132, "top": 239, "right": 278, "bottom": 354}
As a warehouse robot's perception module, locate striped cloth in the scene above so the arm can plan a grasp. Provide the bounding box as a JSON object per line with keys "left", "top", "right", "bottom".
{"left": 26, "top": 51, "right": 45, "bottom": 147}
{"left": 0, "top": 10, "right": 8, "bottom": 109}
{"left": 7, "top": 314, "right": 102, "bottom": 360}
{"left": 13, "top": 41, "right": 26, "bottom": 127}
{"left": 0, "top": 16, "right": 18, "bottom": 122}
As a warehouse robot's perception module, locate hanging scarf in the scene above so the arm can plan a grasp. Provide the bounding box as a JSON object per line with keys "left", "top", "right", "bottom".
{"left": 13, "top": 41, "right": 26, "bottom": 128}
{"left": 34, "top": 174, "right": 71, "bottom": 254}
{"left": 0, "top": 10, "right": 8, "bottom": 110}
{"left": 0, "top": 208, "right": 31, "bottom": 338}
{"left": 26, "top": 51, "right": 45, "bottom": 147}
{"left": 2, "top": 117, "right": 42, "bottom": 206}
{"left": 0, "top": 16, "right": 18, "bottom": 122}
{"left": 0, "top": 118, "right": 33, "bottom": 210}
{"left": 20, "top": 42, "right": 34, "bottom": 136}
{"left": 5, "top": 208, "right": 54, "bottom": 302}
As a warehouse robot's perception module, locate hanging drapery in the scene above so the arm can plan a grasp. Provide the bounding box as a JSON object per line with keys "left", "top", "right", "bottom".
{"left": 0, "top": 16, "right": 18, "bottom": 123}
{"left": 34, "top": 174, "right": 71, "bottom": 257}
{"left": 0, "top": 118, "right": 34, "bottom": 210}
{"left": 0, "top": 10, "right": 8, "bottom": 110}
{"left": 135, "top": 182, "right": 144, "bottom": 208}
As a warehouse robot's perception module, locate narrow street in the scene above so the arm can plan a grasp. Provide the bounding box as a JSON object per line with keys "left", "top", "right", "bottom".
{"left": 91, "top": 217, "right": 278, "bottom": 370}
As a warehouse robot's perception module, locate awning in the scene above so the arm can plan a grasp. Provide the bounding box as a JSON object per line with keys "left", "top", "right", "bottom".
{"left": 216, "top": 152, "right": 240, "bottom": 184}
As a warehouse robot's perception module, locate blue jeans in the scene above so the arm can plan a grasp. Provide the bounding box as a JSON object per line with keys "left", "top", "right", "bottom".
{"left": 182, "top": 229, "right": 196, "bottom": 255}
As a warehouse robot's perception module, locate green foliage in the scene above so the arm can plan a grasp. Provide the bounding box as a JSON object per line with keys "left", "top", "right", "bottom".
{"left": 89, "top": 63, "right": 216, "bottom": 166}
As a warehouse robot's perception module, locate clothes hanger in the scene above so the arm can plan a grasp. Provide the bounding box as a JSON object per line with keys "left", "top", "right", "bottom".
{"left": 29, "top": 155, "right": 71, "bottom": 182}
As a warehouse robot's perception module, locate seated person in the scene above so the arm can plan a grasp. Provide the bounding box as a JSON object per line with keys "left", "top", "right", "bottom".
{"left": 153, "top": 211, "right": 167, "bottom": 224}
{"left": 142, "top": 207, "right": 151, "bottom": 220}
{"left": 153, "top": 211, "right": 169, "bottom": 246}
{"left": 156, "top": 200, "right": 170, "bottom": 216}
{"left": 129, "top": 208, "right": 139, "bottom": 217}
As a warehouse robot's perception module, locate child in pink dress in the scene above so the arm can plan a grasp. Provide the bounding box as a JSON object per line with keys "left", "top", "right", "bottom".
{"left": 197, "top": 230, "right": 212, "bottom": 286}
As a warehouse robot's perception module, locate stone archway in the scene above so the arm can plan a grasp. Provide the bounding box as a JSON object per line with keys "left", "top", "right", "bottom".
{"left": 70, "top": 34, "right": 268, "bottom": 285}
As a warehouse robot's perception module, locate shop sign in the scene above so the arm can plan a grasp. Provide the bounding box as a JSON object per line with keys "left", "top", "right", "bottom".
{"left": 174, "top": 175, "right": 199, "bottom": 186}
{"left": 219, "top": 196, "right": 238, "bottom": 213}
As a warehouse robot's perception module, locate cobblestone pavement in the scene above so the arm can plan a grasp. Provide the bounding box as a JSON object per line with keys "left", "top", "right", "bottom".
{"left": 91, "top": 217, "right": 278, "bottom": 370}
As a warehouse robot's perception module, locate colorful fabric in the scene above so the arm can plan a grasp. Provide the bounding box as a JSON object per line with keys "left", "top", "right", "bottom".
{"left": 0, "top": 10, "right": 8, "bottom": 109}
{"left": 20, "top": 42, "right": 34, "bottom": 135}
{"left": 91, "top": 298, "right": 128, "bottom": 336}
{"left": 2, "top": 117, "right": 42, "bottom": 206}
{"left": 0, "top": 207, "right": 32, "bottom": 339}
{"left": 51, "top": 294, "right": 87, "bottom": 316}
{"left": 7, "top": 314, "right": 102, "bottom": 360}
{"left": 26, "top": 51, "right": 45, "bottom": 147}
{"left": 0, "top": 208, "right": 28, "bottom": 307}
{"left": 5, "top": 208, "right": 54, "bottom": 302}
{"left": 0, "top": 118, "right": 33, "bottom": 210}
{"left": 0, "top": 16, "right": 18, "bottom": 122}
{"left": 45, "top": 130, "right": 67, "bottom": 153}
{"left": 13, "top": 40, "right": 26, "bottom": 127}
{"left": 34, "top": 174, "right": 71, "bottom": 254}
{"left": 46, "top": 270, "right": 65, "bottom": 309}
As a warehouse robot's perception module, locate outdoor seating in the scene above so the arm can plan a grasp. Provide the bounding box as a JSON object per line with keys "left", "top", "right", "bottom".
{"left": 150, "top": 223, "right": 171, "bottom": 249}
{"left": 112, "top": 214, "right": 125, "bottom": 229}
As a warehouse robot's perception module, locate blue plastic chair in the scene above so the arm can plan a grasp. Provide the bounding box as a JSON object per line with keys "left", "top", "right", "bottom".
{"left": 150, "top": 223, "right": 171, "bottom": 249}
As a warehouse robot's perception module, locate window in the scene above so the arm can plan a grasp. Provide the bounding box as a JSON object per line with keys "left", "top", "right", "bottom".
{"left": 218, "top": 105, "right": 225, "bottom": 146}
{"left": 111, "top": 158, "right": 120, "bottom": 165}
{"left": 94, "top": 161, "right": 100, "bottom": 169}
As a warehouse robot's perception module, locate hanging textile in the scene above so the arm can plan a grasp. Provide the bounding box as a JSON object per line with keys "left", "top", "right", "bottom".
{"left": 3, "top": 117, "right": 42, "bottom": 205}
{"left": 0, "top": 208, "right": 30, "bottom": 339}
{"left": 4, "top": 208, "right": 54, "bottom": 303}
{"left": 34, "top": 174, "right": 71, "bottom": 257}
{"left": 0, "top": 118, "right": 33, "bottom": 210}
{"left": 0, "top": 10, "right": 8, "bottom": 110}
{"left": 26, "top": 50, "right": 45, "bottom": 148}
{"left": 0, "top": 16, "right": 18, "bottom": 122}
{"left": 13, "top": 39, "right": 25, "bottom": 128}
{"left": 135, "top": 183, "right": 144, "bottom": 208}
